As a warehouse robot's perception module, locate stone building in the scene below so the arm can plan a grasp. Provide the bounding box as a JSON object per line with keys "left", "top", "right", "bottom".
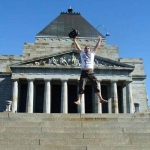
{"left": 0, "top": 8, "right": 148, "bottom": 114}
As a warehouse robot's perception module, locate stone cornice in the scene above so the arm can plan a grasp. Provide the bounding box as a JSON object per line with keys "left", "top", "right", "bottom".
{"left": 9, "top": 65, "right": 134, "bottom": 71}
{"left": 132, "top": 75, "right": 147, "bottom": 79}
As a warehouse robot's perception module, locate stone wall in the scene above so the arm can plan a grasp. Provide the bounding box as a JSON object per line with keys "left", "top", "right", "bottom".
{"left": 0, "top": 55, "right": 22, "bottom": 112}
{"left": 120, "top": 58, "right": 145, "bottom": 76}
{"left": 0, "top": 55, "right": 23, "bottom": 73}
{"left": 22, "top": 38, "right": 119, "bottom": 60}
{"left": 0, "top": 75, "right": 12, "bottom": 112}
{"left": 132, "top": 79, "right": 148, "bottom": 112}
{"left": 120, "top": 58, "right": 148, "bottom": 112}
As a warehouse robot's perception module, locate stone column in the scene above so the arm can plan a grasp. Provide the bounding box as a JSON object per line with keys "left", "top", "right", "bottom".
{"left": 111, "top": 80, "right": 118, "bottom": 113}
{"left": 43, "top": 80, "right": 51, "bottom": 113}
{"left": 26, "top": 79, "right": 34, "bottom": 113}
{"left": 33, "top": 82, "right": 36, "bottom": 113}
{"left": 80, "top": 94, "right": 85, "bottom": 114}
{"left": 126, "top": 81, "right": 134, "bottom": 114}
{"left": 61, "top": 80, "right": 68, "bottom": 113}
{"left": 95, "top": 81, "right": 102, "bottom": 114}
{"left": 93, "top": 81, "right": 102, "bottom": 113}
{"left": 12, "top": 79, "right": 19, "bottom": 113}
{"left": 107, "top": 84, "right": 112, "bottom": 114}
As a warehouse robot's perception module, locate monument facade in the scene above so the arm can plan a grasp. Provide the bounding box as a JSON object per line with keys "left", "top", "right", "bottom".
{"left": 0, "top": 8, "right": 148, "bottom": 113}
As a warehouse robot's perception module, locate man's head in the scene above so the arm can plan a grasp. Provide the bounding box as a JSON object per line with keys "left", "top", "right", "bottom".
{"left": 84, "top": 46, "right": 90, "bottom": 53}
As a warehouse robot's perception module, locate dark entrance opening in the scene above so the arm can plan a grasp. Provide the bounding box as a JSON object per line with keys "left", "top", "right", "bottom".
{"left": 51, "top": 84, "right": 61, "bottom": 113}
{"left": 101, "top": 85, "right": 108, "bottom": 113}
{"left": 117, "top": 85, "right": 123, "bottom": 113}
{"left": 68, "top": 84, "right": 77, "bottom": 113}
{"left": 85, "top": 85, "right": 93, "bottom": 113}
{"left": 19, "top": 83, "right": 27, "bottom": 112}
{"left": 35, "top": 84, "right": 44, "bottom": 113}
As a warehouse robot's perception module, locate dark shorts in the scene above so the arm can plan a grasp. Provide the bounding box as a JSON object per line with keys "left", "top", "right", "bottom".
{"left": 78, "top": 70, "right": 100, "bottom": 94}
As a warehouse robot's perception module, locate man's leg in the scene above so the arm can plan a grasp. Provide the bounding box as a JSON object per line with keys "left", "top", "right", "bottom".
{"left": 74, "top": 94, "right": 82, "bottom": 105}
{"left": 88, "top": 72, "right": 108, "bottom": 103}
{"left": 74, "top": 76, "right": 87, "bottom": 105}
{"left": 96, "top": 92, "right": 108, "bottom": 103}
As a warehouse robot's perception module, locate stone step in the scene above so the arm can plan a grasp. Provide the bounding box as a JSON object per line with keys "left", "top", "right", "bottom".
{"left": 42, "top": 127, "right": 150, "bottom": 134}
{"left": 1, "top": 118, "right": 150, "bottom": 129}
{"left": 0, "top": 145, "right": 87, "bottom": 150}
{"left": 2, "top": 117, "right": 150, "bottom": 123}
{"left": 39, "top": 137, "right": 150, "bottom": 146}
{"left": 0, "top": 132, "right": 83, "bottom": 139}
{"left": 1, "top": 120, "right": 150, "bottom": 128}
{"left": 1, "top": 132, "right": 150, "bottom": 139}
{"left": 1, "top": 145, "right": 150, "bottom": 150}
{"left": 1, "top": 137, "right": 150, "bottom": 146}
{"left": 87, "top": 145, "right": 150, "bottom": 150}
{"left": 1, "top": 126, "right": 150, "bottom": 134}
{"left": 1, "top": 112, "right": 150, "bottom": 119}
{"left": 0, "top": 113, "right": 150, "bottom": 124}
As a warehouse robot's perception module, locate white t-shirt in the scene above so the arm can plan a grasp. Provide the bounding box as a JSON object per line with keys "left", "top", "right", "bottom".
{"left": 80, "top": 50, "right": 95, "bottom": 69}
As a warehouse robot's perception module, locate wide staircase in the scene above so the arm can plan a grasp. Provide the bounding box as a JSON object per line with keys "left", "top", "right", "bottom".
{"left": 0, "top": 112, "right": 150, "bottom": 150}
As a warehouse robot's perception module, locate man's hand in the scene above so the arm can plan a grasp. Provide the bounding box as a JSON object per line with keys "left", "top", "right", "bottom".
{"left": 72, "top": 36, "right": 77, "bottom": 41}
{"left": 73, "top": 36, "right": 82, "bottom": 52}
{"left": 93, "top": 36, "right": 102, "bottom": 53}
{"left": 98, "top": 36, "right": 102, "bottom": 42}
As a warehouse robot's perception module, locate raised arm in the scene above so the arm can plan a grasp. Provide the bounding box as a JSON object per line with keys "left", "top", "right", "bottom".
{"left": 93, "top": 36, "right": 102, "bottom": 54}
{"left": 73, "top": 37, "right": 82, "bottom": 53}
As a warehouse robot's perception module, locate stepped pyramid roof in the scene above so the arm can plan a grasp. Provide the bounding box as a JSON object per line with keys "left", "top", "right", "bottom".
{"left": 36, "top": 7, "right": 103, "bottom": 38}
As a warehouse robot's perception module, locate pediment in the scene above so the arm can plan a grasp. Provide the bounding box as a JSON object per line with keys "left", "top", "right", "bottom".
{"left": 10, "top": 50, "right": 134, "bottom": 70}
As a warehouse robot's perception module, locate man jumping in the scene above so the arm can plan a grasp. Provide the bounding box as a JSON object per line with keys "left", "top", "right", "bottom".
{"left": 73, "top": 36, "right": 108, "bottom": 105}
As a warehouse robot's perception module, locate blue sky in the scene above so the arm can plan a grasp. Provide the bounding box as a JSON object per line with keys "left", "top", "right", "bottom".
{"left": 0, "top": 0, "right": 150, "bottom": 105}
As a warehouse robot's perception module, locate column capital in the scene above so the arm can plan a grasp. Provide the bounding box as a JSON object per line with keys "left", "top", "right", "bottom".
{"left": 12, "top": 78, "right": 19, "bottom": 81}
{"left": 111, "top": 80, "right": 118, "bottom": 83}
{"left": 126, "top": 80, "right": 132, "bottom": 83}
{"left": 44, "top": 79, "right": 51, "bottom": 82}
{"left": 61, "top": 79, "right": 68, "bottom": 82}
{"left": 98, "top": 80, "right": 102, "bottom": 82}
{"left": 27, "top": 79, "right": 34, "bottom": 81}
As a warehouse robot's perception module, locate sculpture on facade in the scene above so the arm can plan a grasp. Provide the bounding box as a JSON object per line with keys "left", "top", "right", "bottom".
{"left": 39, "top": 60, "right": 46, "bottom": 65}
{"left": 60, "top": 57, "right": 68, "bottom": 66}
{"left": 71, "top": 53, "right": 80, "bottom": 66}
{"left": 25, "top": 53, "right": 122, "bottom": 68}
{"left": 51, "top": 57, "right": 58, "bottom": 65}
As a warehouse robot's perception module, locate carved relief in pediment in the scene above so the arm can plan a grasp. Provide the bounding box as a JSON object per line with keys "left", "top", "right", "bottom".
{"left": 24, "top": 52, "right": 123, "bottom": 68}
{"left": 25, "top": 52, "right": 81, "bottom": 67}
{"left": 94, "top": 58, "right": 118, "bottom": 67}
